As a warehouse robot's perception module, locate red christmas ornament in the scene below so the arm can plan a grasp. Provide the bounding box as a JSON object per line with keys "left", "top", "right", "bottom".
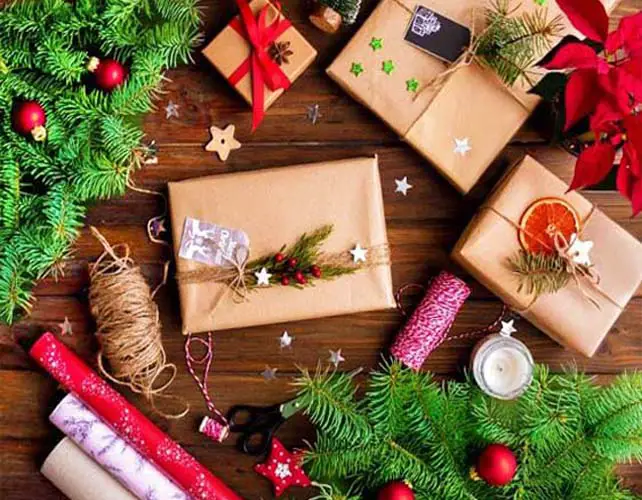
{"left": 254, "top": 438, "right": 311, "bottom": 497}
{"left": 274, "top": 252, "right": 285, "bottom": 263}
{"left": 12, "top": 101, "right": 47, "bottom": 141}
{"left": 377, "top": 480, "right": 415, "bottom": 500}
{"left": 310, "top": 265, "right": 322, "bottom": 278}
{"left": 90, "top": 57, "right": 127, "bottom": 91}
{"left": 294, "top": 270, "right": 307, "bottom": 285}
{"left": 281, "top": 276, "right": 290, "bottom": 286}
{"left": 474, "top": 444, "right": 517, "bottom": 487}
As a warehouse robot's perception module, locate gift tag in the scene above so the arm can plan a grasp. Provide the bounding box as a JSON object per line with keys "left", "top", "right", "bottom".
{"left": 179, "top": 217, "right": 250, "bottom": 267}
{"left": 404, "top": 6, "right": 471, "bottom": 63}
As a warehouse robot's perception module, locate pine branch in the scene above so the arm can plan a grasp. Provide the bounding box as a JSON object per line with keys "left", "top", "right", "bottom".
{"left": 508, "top": 249, "right": 571, "bottom": 297}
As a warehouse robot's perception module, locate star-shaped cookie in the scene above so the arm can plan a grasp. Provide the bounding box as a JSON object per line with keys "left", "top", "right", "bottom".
{"left": 254, "top": 438, "right": 311, "bottom": 497}
{"left": 205, "top": 124, "right": 241, "bottom": 162}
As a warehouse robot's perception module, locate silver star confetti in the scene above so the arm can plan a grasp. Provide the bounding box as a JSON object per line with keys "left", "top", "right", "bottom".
{"left": 59, "top": 317, "right": 73, "bottom": 337}
{"left": 306, "top": 104, "right": 322, "bottom": 125}
{"left": 395, "top": 176, "right": 413, "bottom": 196}
{"left": 261, "top": 366, "right": 278, "bottom": 381}
{"left": 164, "top": 101, "right": 180, "bottom": 119}
{"left": 328, "top": 349, "right": 345, "bottom": 368}
{"left": 255, "top": 267, "right": 272, "bottom": 286}
{"left": 279, "top": 331, "right": 294, "bottom": 349}
{"left": 500, "top": 320, "right": 517, "bottom": 336}
{"left": 350, "top": 244, "right": 368, "bottom": 263}
{"left": 150, "top": 217, "right": 167, "bottom": 239}
{"left": 453, "top": 137, "right": 472, "bottom": 156}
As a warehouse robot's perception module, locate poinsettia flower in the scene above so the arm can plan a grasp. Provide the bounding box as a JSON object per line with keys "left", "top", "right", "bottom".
{"left": 557, "top": 0, "right": 609, "bottom": 43}
{"left": 605, "top": 12, "right": 642, "bottom": 56}
{"left": 568, "top": 141, "right": 617, "bottom": 191}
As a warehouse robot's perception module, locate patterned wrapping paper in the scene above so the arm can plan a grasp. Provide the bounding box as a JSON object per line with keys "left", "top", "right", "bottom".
{"left": 30, "top": 332, "right": 241, "bottom": 500}
{"left": 50, "top": 394, "right": 188, "bottom": 500}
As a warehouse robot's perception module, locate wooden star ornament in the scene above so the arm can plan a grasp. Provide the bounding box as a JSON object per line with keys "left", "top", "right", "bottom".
{"left": 254, "top": 438, "right": 311, "bottom": 497}
{"left": 205, "top": 124, "right": 241, "bottom": 162}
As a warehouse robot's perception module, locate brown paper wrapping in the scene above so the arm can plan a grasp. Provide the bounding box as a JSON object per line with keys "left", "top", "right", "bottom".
{"left": 41, "top": 438, "right": 136, "bottom": 500}
{"left": 452, "top": 156, "right": 642, "bottom": 357}
{"left": 202, "top": 0, "right": 317, "bottom": 112}
{"left": 169, "top": 156, "right": 395, "bottom": 334}
{"left": 327, "top": 0, "right": 618, "bottom": 194}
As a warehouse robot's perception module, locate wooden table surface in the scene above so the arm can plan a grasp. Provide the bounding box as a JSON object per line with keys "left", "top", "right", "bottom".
{"left": 2, "top": 0, "right": 642, "bottom": 498}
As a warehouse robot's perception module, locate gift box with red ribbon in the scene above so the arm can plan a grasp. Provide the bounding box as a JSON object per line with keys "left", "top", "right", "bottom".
{"left": 203, "top": 0, "right": 317, "bottom": 130}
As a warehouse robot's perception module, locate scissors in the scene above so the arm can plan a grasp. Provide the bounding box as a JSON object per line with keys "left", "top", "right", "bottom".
{"left": 226, "top": 398, "right": 303, "bottom": 456}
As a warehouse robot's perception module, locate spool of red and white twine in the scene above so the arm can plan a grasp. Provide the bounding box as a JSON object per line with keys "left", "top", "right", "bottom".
{"left": 391, "top": 271, "right": 507, "bottom": 371}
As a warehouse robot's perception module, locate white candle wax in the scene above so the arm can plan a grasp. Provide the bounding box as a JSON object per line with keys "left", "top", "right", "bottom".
{"left": 482, "top": 345, "right": 531, "bottom": 396}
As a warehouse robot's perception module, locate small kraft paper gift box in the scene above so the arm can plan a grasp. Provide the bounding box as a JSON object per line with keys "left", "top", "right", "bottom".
{"left": 452, "top": 156, "right": 642, "bottom": 357}
{"left": 326, "top": 0, "right": 618, "bottom": 194}
{"left": 168, "top": 157, "right": 395, "bottom": 334}
{"left": 202, "top": 0, "right": 317, "bottom": 130}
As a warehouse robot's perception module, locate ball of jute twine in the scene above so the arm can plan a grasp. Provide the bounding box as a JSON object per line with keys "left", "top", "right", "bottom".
{"left": 89, "top": 226, "right": 188, "bottom": 419}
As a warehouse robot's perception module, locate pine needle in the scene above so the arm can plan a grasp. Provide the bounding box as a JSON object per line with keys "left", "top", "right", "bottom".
{"left": 508, "top": 250, "right": 571, "bottom": 297}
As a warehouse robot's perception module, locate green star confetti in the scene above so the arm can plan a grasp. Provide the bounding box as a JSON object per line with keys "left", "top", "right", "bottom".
{"left": 406, "top": 78, "right": 419, "bottom": 93}
{"left": 382, "top": 60, "right": 394, "bottom": 75}
{"left": 369, "top": 37, "right": 383, "bottom": 51}
{"left": 350, "top": 62, "right": 364, "bottom": 77}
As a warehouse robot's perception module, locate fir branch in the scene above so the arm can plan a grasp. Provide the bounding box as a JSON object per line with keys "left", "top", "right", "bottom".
{"left": 508, "top": 249, "right": 571, "bottom": 297}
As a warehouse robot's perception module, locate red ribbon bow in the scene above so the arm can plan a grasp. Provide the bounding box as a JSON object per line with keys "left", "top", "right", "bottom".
{"left": 228, "top": 0, "right": 292, "bottom": 131}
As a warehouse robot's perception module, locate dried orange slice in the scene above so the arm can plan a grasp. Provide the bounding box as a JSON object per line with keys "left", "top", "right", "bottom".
{"left": 518, "top": 197, "right": 580, "bottom": 254}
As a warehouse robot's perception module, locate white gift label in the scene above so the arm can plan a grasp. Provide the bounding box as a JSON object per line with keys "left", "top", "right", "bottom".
{"left": 179, "top": 217, "right": 250, "bottom": 267}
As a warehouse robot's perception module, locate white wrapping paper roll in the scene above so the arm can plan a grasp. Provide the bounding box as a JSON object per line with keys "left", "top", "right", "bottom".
{"left": 41, "top": 438, "right": 136, "bottom": 500}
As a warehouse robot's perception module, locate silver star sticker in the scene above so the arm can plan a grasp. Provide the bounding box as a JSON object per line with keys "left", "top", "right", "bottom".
{"left": 567, "top": 234, "right": 594, "bottom": 267}
{"left": 328, "top": 349, "right": 345, "bottom": 368}
{"left": 306, "top": 104, "right": 321, "bottom": 125}
{"left": 279, "top": 331, "right": 294, "bottom": 349}
{"left": 395, "top": 176, "right": 413, "bottom": 196}
{"left": 350, "top": 244, "right": 368, "bottom": 263}
{"left": 500, "top": 320, "right": 517, "bottom": 337}
{"left": 453, "top": 137, "right": 472, "bottom": 156}
{"left": 59, "top": 317, "right": 73, "bottom": 336}
{"left": 165, "top": 101, "right": 180, "bottom": 119}
{"left": 254, "top": 267, "right": 272, "bottom": 286}
{"left": 261, "top": 366, "right": 278, "bottom": 381}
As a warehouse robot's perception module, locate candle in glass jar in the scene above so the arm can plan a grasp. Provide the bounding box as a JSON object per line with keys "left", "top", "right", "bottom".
{"left": 472, "top": 329, "right": 534, "bottom": 400}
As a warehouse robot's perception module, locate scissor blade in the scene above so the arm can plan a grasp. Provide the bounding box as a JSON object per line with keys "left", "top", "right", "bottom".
{"left": 279, "top": 398, "right": 303, "bottom": 419}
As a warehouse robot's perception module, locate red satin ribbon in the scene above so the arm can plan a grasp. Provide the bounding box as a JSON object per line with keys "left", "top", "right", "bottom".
{"left": 228, "top": 0, "right": 292, "bottom": 130}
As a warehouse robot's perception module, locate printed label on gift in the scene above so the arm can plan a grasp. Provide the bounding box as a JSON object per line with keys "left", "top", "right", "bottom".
{"left": 179, "top": 217, "right": 250, "bottom": 267}
{"left": 404, "top": 6, "right": 471, "bottom": 63}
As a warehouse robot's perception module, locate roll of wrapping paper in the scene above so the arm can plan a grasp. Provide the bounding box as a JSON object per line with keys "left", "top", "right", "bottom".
{"left": 50, "top": 393, "right": 188, "bottom": 500}
{"left": 41, "top": 437, "right": 137, "bottom": 500}
{"left": 30, "top": 332, "right": 241, "bottom": 500}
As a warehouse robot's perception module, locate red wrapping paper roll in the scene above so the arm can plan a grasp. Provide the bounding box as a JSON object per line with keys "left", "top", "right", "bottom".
{"left": 30, "top": 332, "right": 240, "bottom": 500}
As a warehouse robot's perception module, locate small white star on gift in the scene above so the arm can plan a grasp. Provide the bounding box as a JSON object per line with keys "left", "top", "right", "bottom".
{"left": 454, "top": 137, "right": 472, "bottom": 156}
{"left": 328, "top": 349, "right": 345, "bottom": 368}
{"left": 395, "top": 176, "right": 413, "bottom": 196}
{"left": 567, "top": 234, "right": 594, "bottom": 267}
{"left": 274, "top": 463, "right": 292, "bottom": 479}
{"left": 279, "top": 331, "right": 293, "bottom": 349}
{"left": 164, "top": 101, "right": 180, "bottom": 119}
{"left": 500, "top": 320, "right": 517, "bottom": 336}
{"left": 255, "top": 267, "right": 272, "bottom": 286}
{"left": 350, "top": 244, "right": 368, "bottom": 263}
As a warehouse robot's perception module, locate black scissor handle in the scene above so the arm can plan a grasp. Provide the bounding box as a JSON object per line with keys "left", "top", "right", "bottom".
{"left": 227, "top": 404, "right": 280, "bottom": 432}
{"left": 238, "top": 425, "right": 276, "bottom": 456}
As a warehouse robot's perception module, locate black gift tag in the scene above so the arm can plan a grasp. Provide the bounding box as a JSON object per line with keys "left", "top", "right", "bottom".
{"left": 404, "top": 6, "right": 471, "bottom": 63}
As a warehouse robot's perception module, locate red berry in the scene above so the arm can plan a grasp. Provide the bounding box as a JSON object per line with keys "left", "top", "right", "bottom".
{"left": 274, "top": 253, "right": 285, "bottom": 263}
{"left": 12, "top": 101, "right": 47, "bottom": 140}
{"left": 280, "top": 276, "right": 290, "bottom": 286}
{"left": 294, "top": 270, "right": 307, "bottom": 285}
{"left": 287, "top": 258, "right": 298, "bottom": 269}
{"left": 94, "top": 58, "right": 127, "bottom": 91}
{"left": 311, "top": 265, "right": 322, "bottom": 278}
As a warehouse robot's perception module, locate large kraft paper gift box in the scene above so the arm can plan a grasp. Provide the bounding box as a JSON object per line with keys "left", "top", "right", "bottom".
{"left": 452, "top": 156, "right": 642, "bottom": 357}
{"left": 202, "top": 0, "right": 317, "bottom": 127}
{"left": 326, "top": 0, "right": 618, "bottom": 194}
{"left": 168, "top": 157, "right": 395, "bottom": 334}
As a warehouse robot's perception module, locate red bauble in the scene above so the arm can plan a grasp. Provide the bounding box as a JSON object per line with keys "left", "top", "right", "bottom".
{"left": 475, "top": 444, "right": 517, "bottom": 487}
{"left": 377, "top": 481, "right": 415, "bottom": 500}
{"left": 93, "top": 58, "right": 127, "bottom": 91}
{"left": 12, "top": 101, "right": 47, "bottom": 141}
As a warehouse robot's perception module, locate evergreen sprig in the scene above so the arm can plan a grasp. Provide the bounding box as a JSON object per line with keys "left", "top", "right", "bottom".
{"left": 0, "top": 0, "right": 201, "bottom": 323}
{"left": 508, "top": 249, "right": 572, "bottom": 297}
{"left": 296, "top": 361, "right": 642, "bottom": 499}
{"left": 477, "top": 0, "right": 564, "bottom": 86}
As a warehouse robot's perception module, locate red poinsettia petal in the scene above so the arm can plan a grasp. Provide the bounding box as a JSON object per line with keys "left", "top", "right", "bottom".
{"left": 589, "top": 97, "right": 624, "bottom": 131}
{"left": 597, "top": 70, "right": 637, "bottom": 115}
{"left": 624, "top": 115, "right": 642, "bottom": 175}
{"left": 556, "top": 0, "right": 609, "bottom": 42}
{"left": 617, "top": 60, "right": 642, "bottom": 103}
{"left": 569, "top": 141, "right": 617, "bottom": 191}
{"left": 605, "top": 12, "right": 642, "bottom": 54}
{"left": 564, "top": 69, "right": 601, "bottom": 130}
{"left": 542, "top": 42, "right": 600, "bottom": 70}
{"left": 632, "top": 179, "right": 642, "bottom": 215}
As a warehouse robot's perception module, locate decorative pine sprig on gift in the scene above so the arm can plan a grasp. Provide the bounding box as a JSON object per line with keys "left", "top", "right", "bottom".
{"left": 249, "top": 225, "right": 358, "bottom": 288}
{"left": 508, "top": 250, "right": 572, "bottom": 297}
{"left": 477, "top": 0, "right": 564, "bottom": 86}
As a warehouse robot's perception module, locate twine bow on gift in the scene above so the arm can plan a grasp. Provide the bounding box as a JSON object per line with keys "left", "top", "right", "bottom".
{"left": 228, "top": 0, "right": 292, "bottom": 130}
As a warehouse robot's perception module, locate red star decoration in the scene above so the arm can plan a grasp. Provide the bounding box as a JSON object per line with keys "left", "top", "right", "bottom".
{"left": 254, "top": 438, "right": 311, "bottom": 497}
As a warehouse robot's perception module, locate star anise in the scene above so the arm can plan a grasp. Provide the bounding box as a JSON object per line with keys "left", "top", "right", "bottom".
{"left": 268, "top": 41, "right": 293, "bottom": 66}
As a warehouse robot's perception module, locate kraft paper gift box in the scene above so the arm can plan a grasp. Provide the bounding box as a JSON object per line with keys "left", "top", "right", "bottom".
{"left": 168, "top": 156, "right": 395, "bottom": 334}
{"left": 326, "top": 0, "right": 618, "bottom": 194}
{"left": 452, "top": 156, "right": 642, "bottom": 357}
{"left": 202, "top": 0, "right": 317, "bottom": 128}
